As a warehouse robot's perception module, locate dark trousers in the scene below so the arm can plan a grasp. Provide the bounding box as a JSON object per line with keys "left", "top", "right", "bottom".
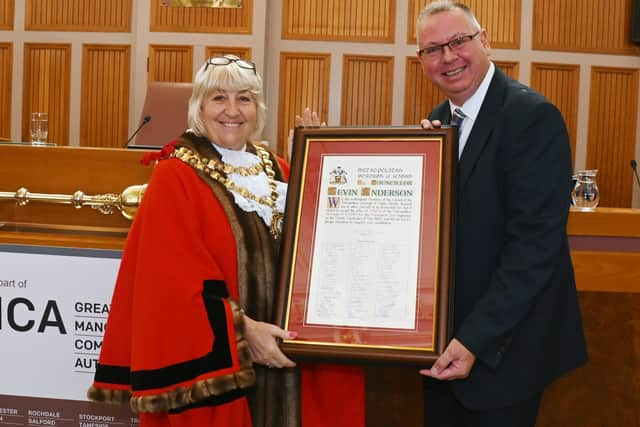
{"left": 423, "top": 379, "right": 542, "bottom": 427}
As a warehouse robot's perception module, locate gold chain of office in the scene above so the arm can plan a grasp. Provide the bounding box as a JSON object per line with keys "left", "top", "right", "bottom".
{"left": 170, "top": 145, "right": 283, "bottom": 239}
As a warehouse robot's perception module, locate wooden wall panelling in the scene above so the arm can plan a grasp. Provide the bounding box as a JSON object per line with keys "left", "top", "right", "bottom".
{"left": 533, "top": 0, "right": 640, "bottom": 55}
{"left": 493, "top": 60, "right": 519, "bottom": 80}
{"left": 0, "top": 43, "right": 11, "bottom": 140}
{"left": 204, "top": 46, "right": 252, "bottom": 63}
{"left": 463, "top": 0, "right": 520, "bottom": 48}
{"left": 21, "top": 43, "right": 71, "bottom": 146}
{"left": 408, "top": 0, "right": 521, "bottom": 49}
{"left": 408, "top": 0, "right": 426, "bottom": 44}
{"left": 276, "top": 52, "right": 331, "bottom": 156}
{"left": 0, "top": 0, "right": 14, "bottom": 30}
{"left": 80, "top": 44, "right": 131, "bottom": 148}
{"left": 24, "top": 0, "right": 131, "bottom": 32}
{"left": 148, "top": 45, "right": 194, "bottom": 83}
{"left": 530, "top": 63, "right": 580, "bottom": 166}
{"left": 150, "top": 0, "right": 252, "bottom": 33}
{"left": 282, "top": 0, "right": 395, "bottom": 43}
{"left": 341, "top": 55, "right": 394, "bottom": 126}
{"left": 586, "top": 66, "right": 638, "bottom": 207}
{"left": 403, "top": 57, "right": 446, "bottom": 125}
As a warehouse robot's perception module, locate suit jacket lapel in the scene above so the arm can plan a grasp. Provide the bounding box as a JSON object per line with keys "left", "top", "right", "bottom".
{"left": 429, "top": 101, "right": 450, "bottom": 123}
{"left": 457, "top": 68, "right": 508, "bottom": 192}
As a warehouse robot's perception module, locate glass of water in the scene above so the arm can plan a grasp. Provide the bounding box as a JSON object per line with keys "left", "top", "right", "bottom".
{"left": 31, "top": 112, "right": 48, "bottom": 145}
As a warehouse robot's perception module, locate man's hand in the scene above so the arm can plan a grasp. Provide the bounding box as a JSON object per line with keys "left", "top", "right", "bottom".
{"left": 419, "top": 338, "right": 476, "bottom": 381}
{"left": 295, "top": 107, "right": 325, "bottom": 128}
{"left": 287, "top": 107, "right": 326, "bottom": 158}
{"left": 243, "top": 314, "right": 297, "bottom": 369}
{"left": 420, "top": 118, "right": 442, "bottom": 129}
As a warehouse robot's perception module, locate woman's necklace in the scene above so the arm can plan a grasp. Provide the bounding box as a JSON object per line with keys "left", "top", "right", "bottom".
{"left": 171, "top": 144, "right": 283, "bottom": 239}
{"left": 212, "top": 159, "right": 264, "bottom": 176}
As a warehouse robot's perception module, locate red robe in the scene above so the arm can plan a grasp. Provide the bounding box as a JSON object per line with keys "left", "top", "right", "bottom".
{"left": 89, "top": 135, "right": 364, "bottom": 427}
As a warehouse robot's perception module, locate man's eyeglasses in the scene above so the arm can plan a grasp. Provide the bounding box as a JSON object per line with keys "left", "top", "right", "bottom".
{"left": 417, "top": 31, "right": 480, "bottom": 58}
{"left": 204, "top": 55, "right": 256, "bottom": 74}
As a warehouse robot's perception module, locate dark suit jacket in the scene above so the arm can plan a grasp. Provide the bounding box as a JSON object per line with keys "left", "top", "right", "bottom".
{"left": 430, "top": 67, "right": 588, "bottom": 410}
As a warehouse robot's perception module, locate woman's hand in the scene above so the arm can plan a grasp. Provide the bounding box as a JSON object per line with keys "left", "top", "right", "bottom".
{"left": 243, "top": 314, "right": 297, "bottom": 369}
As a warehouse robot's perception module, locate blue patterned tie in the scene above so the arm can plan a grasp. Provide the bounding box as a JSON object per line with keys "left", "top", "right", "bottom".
{"left": 450, "top": 108, "right": 466, "bottom": 126}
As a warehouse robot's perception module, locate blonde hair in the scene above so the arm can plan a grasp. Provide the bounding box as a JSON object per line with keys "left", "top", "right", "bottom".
{"left": 188, "top": 55, "right": 266, "bottom": 141}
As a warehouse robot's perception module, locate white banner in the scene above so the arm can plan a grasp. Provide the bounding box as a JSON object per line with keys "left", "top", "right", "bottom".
{"left": 0, "top": 245, "right": 136, "bottom": 427}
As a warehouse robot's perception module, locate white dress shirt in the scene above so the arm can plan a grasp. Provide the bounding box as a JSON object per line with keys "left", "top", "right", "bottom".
{"left": 449, "top": 62, "right": 495, "bottom": 159}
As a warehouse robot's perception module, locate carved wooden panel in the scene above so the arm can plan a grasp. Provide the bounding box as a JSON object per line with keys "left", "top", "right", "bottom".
{"left": 0, "top": 0, "right": 14, "bottom": 30}
{"left": 148, "top": 45, "right": 193, "bottom": 83}
{"left": 537, "top": 292, "right": 640, "bottom": 426}
{"left": 533, "top": 0, "right": 640, "bottom": 55}
{"left": 80, "top": 45, "right": 131, "bottom": 148}
{"left": 408, "top": 0, "right": 521, "bottom": 49}
{"left": 366, "top": 366, "right": 424, "bottom": 427}
{"left": 587, "top": 66, "right": 638, "bottom": 207}
{"left": 282, "top": 0, "right": 395, "bottom": 42}
{"left": 530, "top": 63, "right": 580, "bottom": 166}
{"left": 150, "top": 0, "right": 251, "bottom": 33}
{"left": 277, "top": 52, "right": 331, "bottom": 156}
{"left": 22, "top": 43, "right": 71, "bottom": 146}
{"left": 403, "top": 57, "right": 446, "bottom": 125}
{"left": 494, "top": 60, "right": 519, "bottom": 80}
{"left": 341, "top": 55, "right": 393, "bottom": 125}
{"left": 204, "top": 46, "right": 252, "bottom": 63}
{"left": 24, "top": 0, "right": 131, "bottom": 32}
{"left": 0, "top": 43, "right": 11, "bottom": 140}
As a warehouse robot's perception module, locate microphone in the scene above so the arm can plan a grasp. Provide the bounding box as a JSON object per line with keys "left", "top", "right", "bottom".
{"left": 123, "top": 115, "right": 151, "bottom": 147}
{"left": 631, "top": 160, "right": 640, "bottom": 190}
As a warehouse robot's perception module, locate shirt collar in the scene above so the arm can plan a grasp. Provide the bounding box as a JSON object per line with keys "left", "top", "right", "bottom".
{"left": 210, "top": 142, "right": 259, "bottom": 167}
{"left": 449, "top": 62, "right": 495, "bottom": 122}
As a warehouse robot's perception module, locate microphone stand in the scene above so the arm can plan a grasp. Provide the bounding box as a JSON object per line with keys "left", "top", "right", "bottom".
{"left": 631, "top": 160, "right": 640, "bottom": 190}
{"left": 123, "top": 116, "right": 151, "bottom": 148}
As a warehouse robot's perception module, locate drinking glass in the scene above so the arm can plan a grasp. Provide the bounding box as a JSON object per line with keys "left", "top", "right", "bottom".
{"left": 31, "top": 112, "right": 48, "bottom": 145}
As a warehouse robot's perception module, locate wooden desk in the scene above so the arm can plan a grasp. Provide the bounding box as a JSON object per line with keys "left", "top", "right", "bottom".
{"left": 569, "top": 207, "right": 640, "bottom": 293}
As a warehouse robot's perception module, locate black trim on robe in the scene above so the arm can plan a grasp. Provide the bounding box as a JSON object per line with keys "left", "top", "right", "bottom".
{"left": 97, "top": 280, "right": 237, "bottom": 392}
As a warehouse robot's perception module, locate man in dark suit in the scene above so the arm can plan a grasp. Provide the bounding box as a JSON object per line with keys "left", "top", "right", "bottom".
{"left": 416, "top": 2, "right": 588, "bottom": 426}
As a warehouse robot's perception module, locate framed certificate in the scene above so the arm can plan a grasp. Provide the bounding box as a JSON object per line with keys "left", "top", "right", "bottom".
{"left": 275, "top": 126, "right": 457, "bottom": 364}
